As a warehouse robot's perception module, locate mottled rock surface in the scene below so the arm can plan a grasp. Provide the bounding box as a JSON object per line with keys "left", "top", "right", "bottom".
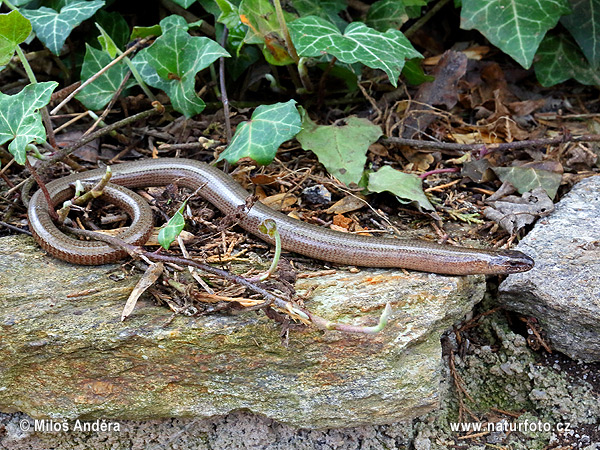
{"left": 0, "top": 235, "right": 485, "bottom": 428}
{"left": 500, "top": 175, "right": 600, "bottom": 362}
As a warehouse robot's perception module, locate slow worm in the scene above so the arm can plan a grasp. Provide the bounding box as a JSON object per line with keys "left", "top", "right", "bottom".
{"left": 28, "top": 158, "right": 534, "bottom": 274}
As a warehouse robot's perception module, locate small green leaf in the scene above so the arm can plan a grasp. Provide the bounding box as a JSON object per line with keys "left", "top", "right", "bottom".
{"left": 492, "top": 166, "right": 562, "bottom": 199}
{"left": 560, "top": 0, "right": 600, "bottom": 69}
{"left": 22, "top": 0, "right": 105, "bottom": 55}
{"left": 158, "top": 202, "right": 187, "bottom": 250}
{"left": 258, "top": 218, "right": 278, "bottom": 237}
{"left": 289, "top": 16, "right": 421, "bottom": 87}
{"left": 213, "top": 0, "right": 242, "bottom": 30}
{"left": 132, "top": 15, "right": 229, "bottom": 118}
{"left": 366, "top": 0, "right": 409, "bottom": 31}
{"left": 75, "top": 44, "right": 132, "bottom": 110}
{"left": 368, "top": 166, "right": 436, "bottom": 213}
{"left": 130, "top": 24, "right": 162, "bottom": 41}
{"left": 0, "top": 82, "right": 58, "bottom": 164}
{"left": 461, "top": 0, "right": 570, "bottom": 69}
{"left": 95, "top": 10, "right": 130, "bottom": 52}
{"left": 218, "top": 100, "right": 302, "bottom": 165}
{"left": 0, "top": 10, "right": 32, "bottom": 66}
{"left": 296, "top": 115, "right": 382, "bottom": 186}
{"left": 402, "top": 58, "right": 434, "bottom": 85}
{"left": 96, "top": 23, "right": 119, "bottom": 57}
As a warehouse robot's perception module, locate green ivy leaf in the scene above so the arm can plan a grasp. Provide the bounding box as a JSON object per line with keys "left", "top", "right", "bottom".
{"left": 239, "top": 0, "right": 295, "bottom": 65}
{"left": 95, "top": 23, "right": 119, "bottom": 57}
{"left": 0, "top": 82, "right": 58, "bottom": 164}
{"left": 158, "top": 201, "right": 187, "bottom": 250}
{"left": 130, "top": 24, "right": 162, "bottom": 41}
{"left": 402, "top": 58, "right": 434, "bottom": 85}
{"left": 75, "top": 44, "right": 132, "bottom": 110}
{"left": 367, "top": 166, "right": 436, "bottom": 214}
{"left": 288, "top": 16, "right": 421, "bottom": 87}
{"left": 95, "top": 10, "right": 130, "bottom": 53}
{"left": 170, "top": 0, "right": 196, "bottom": 8}
{"left": 22, "top": 0, "right": 105, "bottom": 55}
{"left": 213, "top": 0, "right": 242, "bottom": 30}
{"left": 0, "top": 10, "right": 32, "bottom": 66}
{"left": 560, "top": 0, "right": 600, "bottom": 69}
{"left": 132, "top": 15, "right": 229, "bottom": 118}
{"left": 535, "top": 33, "right": 600, "bottom": 86}
{"left": 296, "top": 115, "right": 382, "bottom": 187}
{"left": 461, "top": 0, "right": 570, "bottom": 69}
{"left": 292, "top": 0, "right": 347, "bottom": 31}
{"left": 366, "top": 0, "right": 409, "bottom": 31}
{"left": 218, "top": 100, "right": 302, "bottom": 165}
{"left": 492, "top": 166, "right": 562, "bottom": 199}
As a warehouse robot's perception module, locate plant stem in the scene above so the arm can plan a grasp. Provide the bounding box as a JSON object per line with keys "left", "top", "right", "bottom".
{"left": 2, "top": 0, "right": 17, "bottom": 10}
{"left": 218, "top": 26, "right": 232, "bottom": 142}
{"left": 404, "top": 0, "right": 452, "bottom": 39}
{"left": 14, "top": 45, "right": 37, "bottom": 84}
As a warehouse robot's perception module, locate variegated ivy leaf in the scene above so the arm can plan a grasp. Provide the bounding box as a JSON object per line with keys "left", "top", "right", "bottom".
{"left": 288, "top": 16, "right": 421, "bottom": 87}
{"left": 461, "top": 0, "right": 570, "bottom": 69}
{"left": 560, "top": 0, "right": 600, "bottom": 69}
{"left": 132, "top": 15, "right": 229, "bottom": 118}
{"left": 0, "top": 82, "right": 58, "bottom": 164}
{"left": 218, "top": 100, "right": 302, "bottom": 165}
{"left": 535, "top": 33, "right": 600, "bottom": 86}
{"left": 0, "top": 10, "right": 32, "bottom": 66}
{"left": 75, "top": 44, "right": 132, "bottom": 110}
{"left": 366, "top": 0, "right": 409, "bottom": 32}
{"left": 22, "top": 0, "right": 105, "bottom": 55}
{"left": 170, "top": 0, "right": 195, "bottom": 8}
{"left": 292, "top": 0, "right": 347, "bottom": 31}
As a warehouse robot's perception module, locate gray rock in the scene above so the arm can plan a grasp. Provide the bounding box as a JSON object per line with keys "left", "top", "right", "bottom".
{"left": 0, "top": 235, "right": 485, "bottom": 429}
{"left": 500, "top": 175, "right": 600, "bottom": 362}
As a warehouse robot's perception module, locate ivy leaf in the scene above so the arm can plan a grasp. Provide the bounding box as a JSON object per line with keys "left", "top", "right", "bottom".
{"left": 402, "top": 58, "right": 434, "bottom": 85}
{"left": 492, "top": 166, "right": 562, "bottom": 199}
{"left": 535, "top": 33, "right": 600, "bottom": 86}
{"left": 292, "top": 0, "right": 347, "bottom": 31}
{"left": 367, "top": 166, "right": 437, "bottom": 214}
{"left": 95, "top": 23, "right": 119, "bottom": 57}
{"left": 22, "top": 0, "right": 105, "bottom": 55}
{"left": 0, "top": 10, "right": 32, "bottom": 66}
{"left": 132, "top": 15, "right": 229, "bottom": 118}
{"left": 213, "top": 0, "right": 242, "bottom": 30}
{"left": 461, "top": 0, "right": 570, "bottom": 69}
{"left": 75, "top": 44, "right": 132, "bottom": 110}
{"left": 218, "top": 100, "right": 301, "bottom": 165}
{"left": 239, "top": 0, "right": 295, "bottom": 65}
{"left": 95, "top": 10, "right": 130, "bottom": 53}
{"left": 170, "top": 0, "right": 196, "bottom": 7}
{"left": 366, "top": 0, "right": 409, "bottom": 31}
{"left": 560, "top": 0, "right": 600, "bottom": 69}
{"left": 296, "top": 115, "right": 382, "bottom": 187}
{"left": 288, "top": 16, "right": 421, "bottom": 87}
{"left": 0, "top": 82, "right": 58, "bottom": 164}
{"left": 130, "top": 24, "right": 162, "bottom": 41}
{"left": 158, "top": 201, "right": 187, "bottom": 250}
